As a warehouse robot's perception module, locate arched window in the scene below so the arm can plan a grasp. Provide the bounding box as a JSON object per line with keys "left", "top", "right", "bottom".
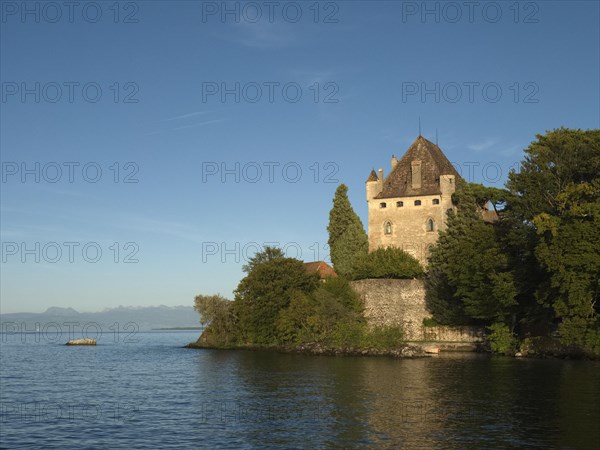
{"left": 432, "top": 199, "right": 440, "bottom": 205}
{"left": 396, "top": 201, "right": 404, "bottom": 207}
{"left": 380, "top": 202, "right": 387, "bottom": 209}
{"left": 426, "top": 218, "right": 435, "bottom": 232}
{"left": 384, "top": 221, "right": 392, "bottom": 235}
{"left": 414, "top": 200, "right": 421, "bottom": 206}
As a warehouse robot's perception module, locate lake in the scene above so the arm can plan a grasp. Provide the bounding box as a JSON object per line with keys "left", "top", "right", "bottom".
{"left": 1, "top": 331, "right": 599, "bottom": 449}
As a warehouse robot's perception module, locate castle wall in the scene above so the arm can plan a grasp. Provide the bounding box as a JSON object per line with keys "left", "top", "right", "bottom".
{"left": 350, "top": 279, "right": 484, "bottom": 343}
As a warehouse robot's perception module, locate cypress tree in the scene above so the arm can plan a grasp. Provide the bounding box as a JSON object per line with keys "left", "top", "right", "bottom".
{"left": 327, "top": 184, "right": 368, "bottom": 277}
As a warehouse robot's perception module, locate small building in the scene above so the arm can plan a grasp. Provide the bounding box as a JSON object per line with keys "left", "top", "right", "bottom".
{"left": 366, "top": 135, "right": 461, "bottom": 266}
{"left": 304, "top": 261, "right": 337, "bottom": 280}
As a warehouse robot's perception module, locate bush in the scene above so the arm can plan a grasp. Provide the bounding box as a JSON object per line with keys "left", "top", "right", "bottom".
{"left": 558, "top": 318, "right": 600, "bottom": 356}
{"left": 352, "top": 246, "right": 424, "bottom": 280}
{"left": 330, "top": 322, "right": 365, "bottom": 348}
{"left": 362, "top": 326, "right": 404, "bottom": 350}
{"left": 422, "top": 317, "right": 439, "bottom": 327}
{"left": 487, "top": 323, "right": 519, "bottom": 355}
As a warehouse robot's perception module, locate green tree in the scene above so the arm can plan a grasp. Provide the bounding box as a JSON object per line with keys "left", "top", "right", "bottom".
{"left": 426, "top": 182, "right": 517, "bottom": 325}
{"left": 275, "top": 276, "right": 365, "bottom": 346}
{"left": 194, "top": 294, "right": 236, "bottom": 346}
{"left": 533, "top": 181, "right": 600, "bottom": 352}
{"left": 507, "top": 128, "right": 600, "bottom": 222}
{"left": 330, "top": 219, "right": 369, "bottom": 278}
{"left": 507, "top": 128, "right": 600, "bottom": 352}
{"left": 233, "top": 254, "right": 319, "bottom": 345}
{"left": 242, "top": 245, "right": 285, "bottom": 273}
{"left": 327, "top": 184, "right": 368, "bottom": 277}
{"left": 352, "top": 246, "right": 424, "bottom": 280}
{"left": 275, "top": 290, "right": 318, "bottom": 344}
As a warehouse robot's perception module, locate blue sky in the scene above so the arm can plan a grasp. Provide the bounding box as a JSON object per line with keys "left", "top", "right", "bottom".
{"left": 1, "top": 0, "right": 599, "bottom": 313}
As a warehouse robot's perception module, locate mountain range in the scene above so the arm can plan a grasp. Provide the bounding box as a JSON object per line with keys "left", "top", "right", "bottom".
{"left": 0, "top": 305, "right": 200, "bottom": 331}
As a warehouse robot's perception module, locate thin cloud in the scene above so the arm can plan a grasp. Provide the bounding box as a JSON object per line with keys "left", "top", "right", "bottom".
{"left": 165, "top": 111, "right": 212, "bottom": 121}
{"left": 468, "top": 138, "right": 498, "bottom": 152}
{"left": 115, "top": 214, "right": 208, "bottom": 244}
{"left": 172, "top": 119, "right": 225, "bottom": 131}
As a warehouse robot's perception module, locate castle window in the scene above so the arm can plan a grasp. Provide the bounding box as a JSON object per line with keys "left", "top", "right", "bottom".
{"left": 432, "top": 199, "right": 440, "bottom": 205}
{"left": 426, "top": 218, "right": 435, "bottom": 232}
{"left": 414, "top": 200, "right": 421, "bottom": 206}
{"left": 380, "top": 202, "right": 387, "bottom": 209}
{"left": 384, "top": 221, "right": 392, "bottom": 235}
{"left": 396, "top": 201, "right": 404, "bottom": 207}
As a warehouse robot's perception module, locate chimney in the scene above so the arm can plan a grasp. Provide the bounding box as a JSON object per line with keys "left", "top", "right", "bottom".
{"left": 378, "top": 168, "right": 384, "bottom": 193}
{"left": 411, "top": 161, "right": 422, "bottom": 189}
{"left": 391, "top": 155, "right": 398, "bottom": 171}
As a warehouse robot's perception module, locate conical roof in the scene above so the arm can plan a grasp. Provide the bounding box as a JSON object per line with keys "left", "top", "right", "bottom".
{"left": 366, "top": 169, "right": 378, "bottom": 182}
{"left": 375, "top": 136, "right": 461, "bottom": 198}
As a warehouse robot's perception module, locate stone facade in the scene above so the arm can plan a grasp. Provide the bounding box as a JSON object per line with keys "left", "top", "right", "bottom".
{"left": 351, "top": 279, "right": 484, "bottom": 343}
{"left": 366, "top": 136, "right": 460, "bottom": 266}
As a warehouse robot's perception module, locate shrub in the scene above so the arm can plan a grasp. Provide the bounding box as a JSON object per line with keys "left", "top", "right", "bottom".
{"left": 422, "top": 317, "right": 439, "bottom": 327}
{"left": 487, "top": 323, "right": 519, "bottom": 355}
{"left": 362, "top": 326, "right": 404, "bottom": 350}
{"left": 330, "top": 322, "right": 365, "bottom": 348}
{"left": 352, "top": 246, "right": 424, "bottom": 280}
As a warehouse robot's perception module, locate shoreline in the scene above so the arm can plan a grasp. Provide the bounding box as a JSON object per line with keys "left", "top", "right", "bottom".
{"left": 185, "top": 341, "right": 479, "bottom": 358}
{"left": 186, "top": 339, "right": 599, "bottom": 360}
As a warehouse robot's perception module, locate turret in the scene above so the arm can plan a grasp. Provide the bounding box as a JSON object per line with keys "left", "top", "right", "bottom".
{"left": 366, "top": 169, "right": 379, "bottom": 201}
{"left": 440, "top": 174, "right": 456, "bottom": 196}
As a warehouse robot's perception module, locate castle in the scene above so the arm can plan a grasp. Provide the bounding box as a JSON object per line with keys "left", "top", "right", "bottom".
{"left": 366, "top": 135, "right": 461, "bottom": 266}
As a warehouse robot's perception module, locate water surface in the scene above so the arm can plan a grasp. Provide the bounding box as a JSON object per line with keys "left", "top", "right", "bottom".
{"left": 1, "top": 331, "right": 599, "bottom": 449}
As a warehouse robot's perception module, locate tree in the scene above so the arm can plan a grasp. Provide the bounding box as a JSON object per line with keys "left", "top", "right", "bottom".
{"left": 242, "top": 245, "right": 285, "bottom": 273}
{"left": 327, "top": 184, "right": 368, "bottom": 277}
{"left": 194, "top": 294, "right": 236, "bottom": 346}
{"left": 507, "top": 128, "right": 600, "bottom": 352}
{"left": 533, "top": 180, "right": 600, "bottom": 352}
{"left": 426, "top": 182, "right": 518, "bottom": 326}
{"left": 276, "top": 277, "right": 364, "bottom": 345}
{"left": 275, "top": 290, "right": 318, "bottom": 344}
{"left": 506, "top": 128, "right": 600, "bottom": 221}
{"left": 233, "top": 255, "right": 319, "bottom": 345}
{"left": 352, "top": 246, "right": 424, "bottom": 280}
{"left": 330, "top": 219, "right": 368, "bottom": 278}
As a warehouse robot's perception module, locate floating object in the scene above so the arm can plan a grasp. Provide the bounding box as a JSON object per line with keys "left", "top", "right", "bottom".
{"left": 423, "top": 346, "right": 440, "bottom": 354}
{"left": 66, "top": 338, "right": 96, "bottom": 346}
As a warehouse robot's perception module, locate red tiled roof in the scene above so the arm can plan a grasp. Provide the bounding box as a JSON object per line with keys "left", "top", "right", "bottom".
{"left": 304, "top": 261, "right": 337, "bottom": 279}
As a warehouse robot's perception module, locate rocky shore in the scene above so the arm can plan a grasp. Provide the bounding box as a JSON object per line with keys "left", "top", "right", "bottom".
{"left": 186, "top": 341, "right": 432, "bottom": 358}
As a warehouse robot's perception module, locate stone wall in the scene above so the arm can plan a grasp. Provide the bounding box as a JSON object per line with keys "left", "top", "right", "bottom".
{"left": 350, "top": 279, "right": 484, "bottom": 342}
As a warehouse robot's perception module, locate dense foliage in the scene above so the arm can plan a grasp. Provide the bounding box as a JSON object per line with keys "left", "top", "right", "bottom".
{"left": 327, "top": 184, "right": 369, "bottom": 277}
{"left": 194, "top": 247, "right": 404, "bottom": 350}
{"left": 193, "top": 294, "right": 236, "bottom": 346}
{"left": 351, "top": 246, "right": 424, "bottom": 280}
{"left": 427, "top": 128, "right": 600, "bottom": 355}
{"left": 233, "top": 255, "right": 320, "bottom": 345}
{"left": 426, "top": 181, "right": 518, "bottom": 326}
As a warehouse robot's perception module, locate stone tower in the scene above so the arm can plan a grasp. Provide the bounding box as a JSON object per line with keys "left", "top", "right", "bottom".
{"left": 366, "top": 136, "right": 461, "bottom": 266}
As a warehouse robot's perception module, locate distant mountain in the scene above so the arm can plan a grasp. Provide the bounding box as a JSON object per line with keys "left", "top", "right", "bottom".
{"left": 0, "top": 305, "right": 200, "bottom": 331}
{"left": 44, "top": 307, "right": 80, "bottom": 316}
